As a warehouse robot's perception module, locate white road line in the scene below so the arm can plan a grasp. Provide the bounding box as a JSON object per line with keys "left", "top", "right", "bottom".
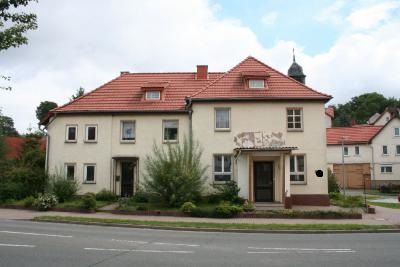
{"left": 248, "top": 251, "right": 356, "bottom": 254}
{"left": 248, "top": 247, "right": 352, "bottom": 251}
{"left": 111, "top": 239, "right": 199, "bottom": 247}
{"left": 0, "top": 230, "right": 72, "bottom": 238}
{"left": 84, "top": 248, "right": 194, "bottom": 254}
{"left": 0, "top": 243, "right": 35, "bottom": 248}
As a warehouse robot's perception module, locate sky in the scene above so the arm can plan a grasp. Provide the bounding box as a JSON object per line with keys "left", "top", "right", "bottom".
{"left": 1, "top": 0, "right": 400, "bottom": 133}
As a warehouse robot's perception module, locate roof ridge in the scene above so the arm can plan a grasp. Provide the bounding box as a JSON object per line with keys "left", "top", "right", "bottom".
{"left": 248, "top": 56, "right": 332, "bottom": 99}
{"left": 125, "top": 71, "right": 225, "bottom": 75}
{"left": 190, "top": 56, "right": 253, "bottom": 97}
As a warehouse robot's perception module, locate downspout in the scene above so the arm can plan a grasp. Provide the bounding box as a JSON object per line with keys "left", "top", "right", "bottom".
{"left": 370, "top": 144, "right": 376, "bottom": 189}
{"left": 41, "top": 113, "right": 57, "bottom": 174}
{"left": 185, "top": 97, "right": 193, "bottom": 141}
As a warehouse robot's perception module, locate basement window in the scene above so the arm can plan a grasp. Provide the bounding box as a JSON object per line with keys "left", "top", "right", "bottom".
{"left": 145, "top": 90, "right": 161, "bottom": 100}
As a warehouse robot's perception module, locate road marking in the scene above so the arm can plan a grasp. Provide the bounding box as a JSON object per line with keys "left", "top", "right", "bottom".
{"left": 84, "top": 248, "right": 194, "bottom": 254}
{"left": 111, "top": 239, "right": 199, "bottom": 247}
{"left": 247, "top": 247, "right": 356, "bottom": 254}
{"left": 0, "top": 230, "right": 72, "bottom": 238}
{"left": 248, "top": 247, "right": 353, "bottom": 251}
{"left": 0, "top": 243, "right": 35, "bottom": 248}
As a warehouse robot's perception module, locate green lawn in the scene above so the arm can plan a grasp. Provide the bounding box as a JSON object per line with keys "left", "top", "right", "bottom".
{"left": 368, "top": 202, "right": 400, "bottom": 209}
{"left": 34, "top": 215, "right": 395, "bottom": 231}
{"left": 366, "top": 190, "right": 399, "bottom": 196}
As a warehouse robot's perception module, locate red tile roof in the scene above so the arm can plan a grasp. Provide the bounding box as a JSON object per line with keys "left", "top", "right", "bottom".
{"left": 4, "top": 137, "right": 25, "bottom": 159}
{"left": 326, "top": 125, "right": 383, "bottom": 145}
{"left": 191, "top": 57, "right": 331, "bottom": 101}
{"left": 48, "top": 56, "right": 331, "bottom": 121}
{"left": 325, "top": 107, "right": 334, "bottom": 118}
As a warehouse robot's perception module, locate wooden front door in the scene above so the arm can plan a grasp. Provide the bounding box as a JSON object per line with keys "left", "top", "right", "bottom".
{"left": 121, "top": 161, "right": 134, "bottom": 197}
{"left": 254, "top": 161, "right": 274, "bottom": 202}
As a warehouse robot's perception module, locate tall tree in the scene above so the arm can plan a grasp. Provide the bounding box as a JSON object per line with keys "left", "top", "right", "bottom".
{"left": 70, "top": 87, "right": 85, "bottom": 101}
{"left": 35, "top": 101, "right": 57, "bottom": 122}
{"left": 1, "top": 0, "right": 38, "bottom": 90}
{"left": 0, "top": 110, "right": 19, "bottom": 136}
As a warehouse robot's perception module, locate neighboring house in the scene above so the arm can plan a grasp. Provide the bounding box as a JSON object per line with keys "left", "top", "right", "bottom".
{"left": 326, "top": 116, "right": 400, "bottom": 189}
{"left": 368, "top": 107, "right": 400, "bottom": 125}
{"left": 325, "top": 106, "right": 334, "bottom": 128}
{"left": 42, "top": 56, "right": 332, "bottom": 208}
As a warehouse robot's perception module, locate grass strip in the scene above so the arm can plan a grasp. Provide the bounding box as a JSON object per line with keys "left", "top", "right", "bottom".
{"left": 33, "top": 215, "right": 395, "bottom": 231}
{"left": 368, "top": 202, "right": 400, "bottom": 209}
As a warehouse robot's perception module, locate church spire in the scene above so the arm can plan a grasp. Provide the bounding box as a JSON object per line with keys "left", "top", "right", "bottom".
{"left": 288, "top": 48, "right": 306, "bottom": 84}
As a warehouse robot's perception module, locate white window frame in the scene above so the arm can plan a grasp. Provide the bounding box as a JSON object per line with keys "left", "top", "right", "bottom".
{"left": 380, "top": 165, "right": 392, "bottom": 174}
{"left": 120, "top": 120, "right": 136, "bottom": 143}
{"left": 65, "top": 125, "right": 78, "bottom": 142}
{"left": 83, "top": 164, "right": 96, "bottom": 183}
{"left": 248, "top": 79, "right": 265, "bottom": 89}
{"left": 145, "top": 90, "right": 161, "bottom": 100}
{"left": 64, "top": 163, "right": 76, "bottom": 181}
{"left": 162, "top": 120, "right": 179, "bottom": 143}
{"left": 382, "top": 145, "right": 388, "bottom": 156}
{"left": 394, "top": 127, "right": 400, "bottom": 137}
{"left": 85, "top": 124, "right": 98, "bottom": 143}
{"left": 343, "top": 146, "right": 349, "bottom": 156}
{"left": 396, "top": 145, "right": 400, "bottom": 156}
{"left": 215, "top": 108, "right": 231, "bottom": 131}
{"left": 213, "top": 154, "right": 232, "bottom": 183}
{"left": 290, "top": 154, "right": 306, "bottom": 184}
{"left": 287, "top": 108, "right": 303, "bottom": 131}
{"left": 354, "top": 146, "right": 360, "bottom": 156}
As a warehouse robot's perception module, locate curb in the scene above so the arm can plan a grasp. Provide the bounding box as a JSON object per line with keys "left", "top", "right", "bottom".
{"left": 31, "top": 219, "right": 400, "bottom": 234}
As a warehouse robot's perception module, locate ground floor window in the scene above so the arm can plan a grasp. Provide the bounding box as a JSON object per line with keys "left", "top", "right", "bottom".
{"left": 84, "top": 164, "right": 96, "bottom": 183}
{"left": 65, "top": 163, "right": 76, "bottom": 181}
{"left": 381, "top": 165, "right": 392, "bottom": 174}
{"left": 290, "top": 155, "right": 305, "bottom": 183}
{"left": 213, "top": 154, "right": 232, "bottom": 182}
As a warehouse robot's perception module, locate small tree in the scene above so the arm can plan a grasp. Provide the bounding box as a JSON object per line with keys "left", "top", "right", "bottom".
{"left": 328, "top": 168, "right": 340, "bottom": 193}
{"left": 70, "top": 87, "right": 85, "bottom": 101}
{"left": 143, "top": 137, "right": 208, "bottom": 207}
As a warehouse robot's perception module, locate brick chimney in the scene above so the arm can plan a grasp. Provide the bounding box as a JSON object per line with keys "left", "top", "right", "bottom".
{"left": 120, "top": 71, "right": 129, "bottom": 76}
{"left": 196, "top": 65, "right": 208, "bottom": 80}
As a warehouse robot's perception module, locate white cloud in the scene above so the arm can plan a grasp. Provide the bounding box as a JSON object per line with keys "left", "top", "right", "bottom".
{"left": 315, "top": 0, "right": 346, "bottom": 25}
{"left": 346, "top": 1, "right": 400, "bottom": 29}
{"left": 261, "top": 11, "right": 278, "bottom": 26}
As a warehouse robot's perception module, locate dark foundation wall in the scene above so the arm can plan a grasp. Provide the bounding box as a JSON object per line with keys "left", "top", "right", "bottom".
{"left": 291, "top": 194, "right": 330, "bottom": 206}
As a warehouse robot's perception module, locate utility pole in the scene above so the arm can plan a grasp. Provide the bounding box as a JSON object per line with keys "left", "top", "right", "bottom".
{"left": 341, "top": 136, "right": 347, "bottom": 196}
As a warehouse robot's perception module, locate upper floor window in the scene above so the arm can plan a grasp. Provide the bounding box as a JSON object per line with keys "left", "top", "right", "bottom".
{"left": 84, "top": 164, "right": 96, "bottom": 183}
{"left": 145, "top": 90, "right": 161, "bottom": 100}
{"left": 381, "top": 165, "right": 392, "bottom": 174}
{"left": 215, "top": 108, "right": 230, "bottom": 131}
{"left": 290, "top": 155, "right": 306, "bottom": 183}
{"left": 163, "top": 120, "right": 178, "bottom": 142}
{"left": 355, "top": 146, "right": 360, "bottom": 156}
{"left": 287, "top": 108, "right": 303, "bottom": 131}
{"left": 382, "top": 145, "right": 388, "bottom": 155}
{"left": 65, "top": 163, "right": 76, "bottom": 181}
{"left": 85, "top": 125, "right": 97, "bottom": 142}
{"left": 65, "top": 125, "right": 77, "bottom": 142}
{"left": 213, "top": 154, "right": 232, "bottom": 182}
{"left": 396, "top": 145, "right": 400, "bottom": 155}
{"left": 121, "top": 121, "right": 136, "bottom": 142}
{"left": 394, "top": 127, "right": 400, "bottom": 137}
{"left": 248, "top": 79, "right": 264, "bottom": 89}
{"left": 343, "top": 146, "right": 349, "bottom": 156}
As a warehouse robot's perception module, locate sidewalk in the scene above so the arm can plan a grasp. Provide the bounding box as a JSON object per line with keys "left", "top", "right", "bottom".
{"left": 0, "top": 208, "right": 397, "bottom": 226}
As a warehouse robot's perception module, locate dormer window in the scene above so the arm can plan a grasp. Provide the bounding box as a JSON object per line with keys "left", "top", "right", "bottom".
{"left": 249, "top": 79, "right": 265, "bottom": 89}
{"left": 145, "top": 90, "right": 161, "bottom": 100}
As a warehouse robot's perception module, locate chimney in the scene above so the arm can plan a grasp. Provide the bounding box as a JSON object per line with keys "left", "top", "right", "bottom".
{"left": 196, "top": 65, "right": 208, "bottom": 80}
{"left": 120, "top": 71, "right": 129, "bottom": 76}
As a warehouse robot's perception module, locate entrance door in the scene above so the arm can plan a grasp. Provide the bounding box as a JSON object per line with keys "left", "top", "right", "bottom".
{"left": 121, "top": 162, "right": 134, "bottom": 197}
{"left": 254, "top": 161, "right": 274, "bottom": 202}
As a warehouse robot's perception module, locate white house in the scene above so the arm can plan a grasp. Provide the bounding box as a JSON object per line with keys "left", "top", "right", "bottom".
{"left": 42, "top": 56, "right": 332, "bottom": 208}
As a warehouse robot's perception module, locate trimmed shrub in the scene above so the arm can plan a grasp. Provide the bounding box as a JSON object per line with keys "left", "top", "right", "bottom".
{"left": 190, "top": 207, "right": 215, "bottom": 218}
{"left": 212, "top": 181, "right": 243, "bottom": 204}
{"left": 132, "top": 190, "right": 150, "bottom": 203}
{"left": 96, "top": 189, "right": 117, "bottom": 202}
{"left": 214, "top": 202, "right": 243, "bottom": 218}
{"left": 35, "top": 193, "right": 58, "bottom": 211}
{"left": 80, "top": 193, "right": 96, "bottom": 211}
{"left": 143, "top": 137, "right": 208, "bottom": 207}
{"left": 51, "top": 177, "right": 79, "bottom": 203}
{"left": 0, "top": 182, "right": 24, "bottom": 202}
{"left": 328, "top": 168, "right": 340, "bottom": 193}
{"left": 136, "top": 205, "right": 148, "bottom": 211}
{"left": 242, "top": 200, "right": 255, "bottom": 212}
{"left": 180, "top": 202, "right": 196, "bottom": 213}
{"left": 22, "top": 196, "right": 36, "bottom": 208}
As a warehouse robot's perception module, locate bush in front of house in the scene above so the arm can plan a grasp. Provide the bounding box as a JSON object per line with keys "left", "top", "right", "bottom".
{"left": 35, "top": 193, "right": 58, "bottom": 211}
{"left": 22, "top": 196, "right": 36, "bottom": 208}
{"left": 214, "top": 202, "right": 243, "bottom": 218}
{"left": 212, "top": 181, "right": 245, "bottom": 205}
{"left": 132, "top": 189, "right": 151, "bottom": 203}
{"left": 190, "top": 206, "right": 216, "bottom": 218}
{"left": 49, "top": 175, "right": 79, "bottom": 203}
{"left": 328, "top": 168, "right": 340, "bottom": 193}
{"left": 180, "top": 202, "right": 196, "bottom": 213}
{"left": 242, "top": 200, "right": 255, "bottom": 212}
{"left": 143, "top": 137, "right": 208, "bottom": 207}
{"left": 96, "top": 189, "right": 117, "bottom": 202}
{"left": 80, "top": 192, "right": 96, "bottom": 211}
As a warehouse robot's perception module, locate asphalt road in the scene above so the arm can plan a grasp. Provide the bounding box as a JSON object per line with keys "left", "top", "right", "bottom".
{"left": 0, "top": 219, "right": 399, "bottom": 267}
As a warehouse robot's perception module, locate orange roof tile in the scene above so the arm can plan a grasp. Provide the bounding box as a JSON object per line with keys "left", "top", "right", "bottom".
{"left": 326, "top": 125, "right": 383, "bottom": 145}
{"left": 325, "top": 107, "right": 335, "bottom": 118}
